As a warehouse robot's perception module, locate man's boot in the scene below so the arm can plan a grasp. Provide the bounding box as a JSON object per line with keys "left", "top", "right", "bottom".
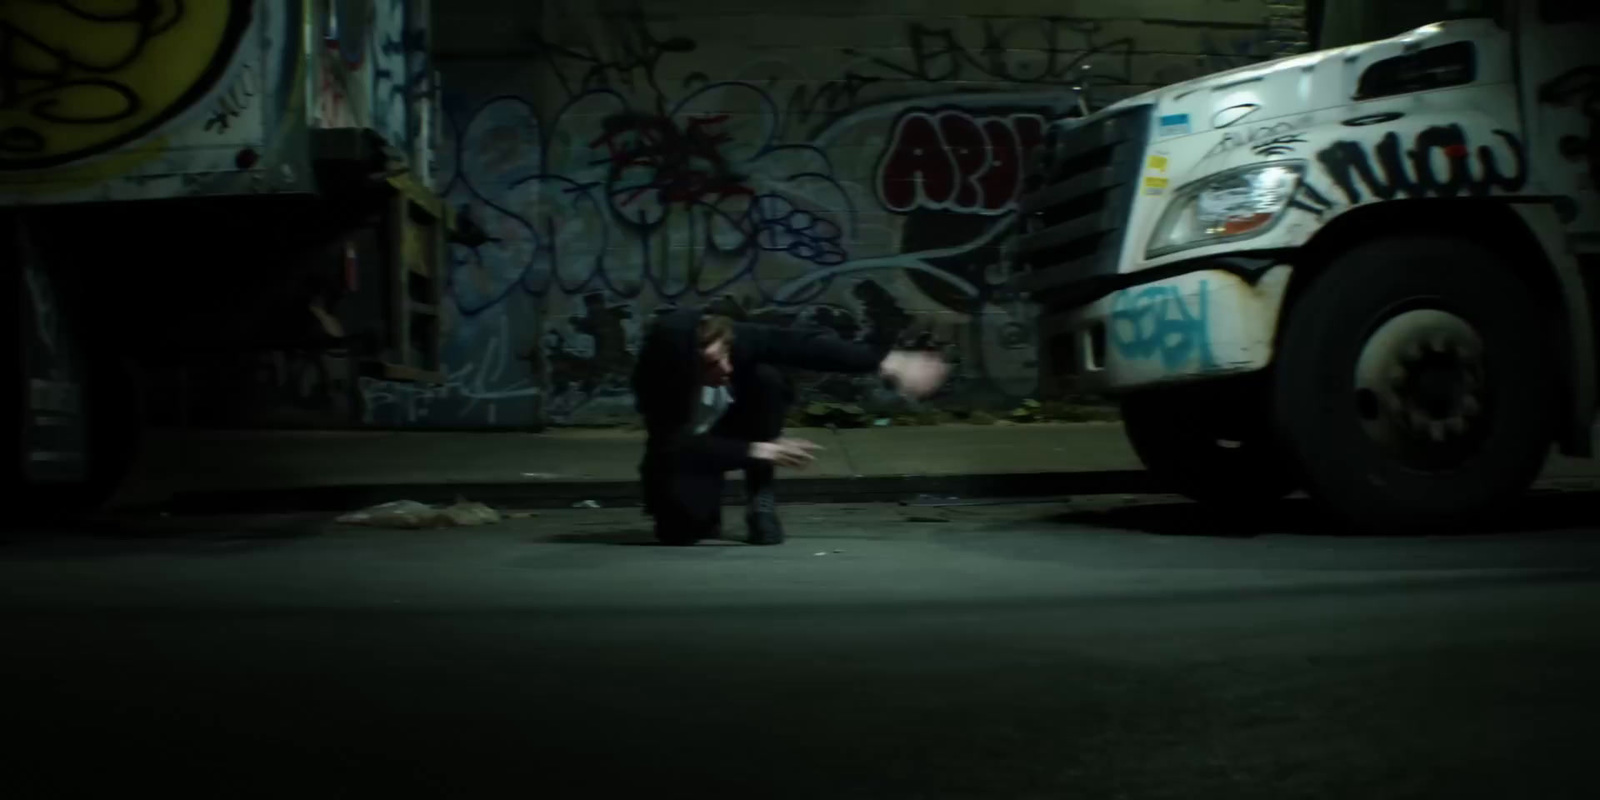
{"left": 744, "top": 464, "right": 784, "bottom": 545}
{"left": 653, "top": 507, "right": 721, "bottom": 546}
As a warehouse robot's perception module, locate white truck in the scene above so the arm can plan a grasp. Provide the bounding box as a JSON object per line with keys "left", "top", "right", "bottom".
{"left": 1011, "top": 0, "right": 1599, "bottom": 529}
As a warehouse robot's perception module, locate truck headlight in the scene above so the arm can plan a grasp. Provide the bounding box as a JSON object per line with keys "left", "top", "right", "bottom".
{"left": 1145, "top": 162, "right": 1305, "bottom": 258}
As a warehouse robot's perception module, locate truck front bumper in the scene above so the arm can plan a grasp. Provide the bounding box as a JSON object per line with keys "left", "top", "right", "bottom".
{"left": 1047, "top": 264, "right": 1295, "bottom": 394}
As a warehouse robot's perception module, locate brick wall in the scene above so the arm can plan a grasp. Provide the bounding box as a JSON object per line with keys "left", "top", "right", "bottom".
{"left": 362, "top": 0, "right": 1308, "bottom": 427}
{"left": 1267, "top": 0, "right": 1314, "bottom": 54}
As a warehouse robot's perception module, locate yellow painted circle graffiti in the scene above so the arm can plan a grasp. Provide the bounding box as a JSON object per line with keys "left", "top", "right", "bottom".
{"left": 0, "top": 0, "right": 253, "bottom": 170}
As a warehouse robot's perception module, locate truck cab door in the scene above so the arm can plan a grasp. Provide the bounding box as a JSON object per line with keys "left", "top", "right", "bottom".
{"left": 1522, "top": 0, "right": 1600, "bottom": 246}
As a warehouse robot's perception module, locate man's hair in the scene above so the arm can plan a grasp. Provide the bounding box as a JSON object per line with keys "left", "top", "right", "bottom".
{"left": 698, "top": 314, "right": 735, "bottom": 347}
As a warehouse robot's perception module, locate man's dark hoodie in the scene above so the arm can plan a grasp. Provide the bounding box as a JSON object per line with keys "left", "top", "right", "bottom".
{"left": 631, "top": 306, "right": 889, "bottom": 477}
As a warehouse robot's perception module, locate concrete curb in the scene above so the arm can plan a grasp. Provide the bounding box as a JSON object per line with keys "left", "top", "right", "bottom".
{"left": 144, "top": 472, "right": 1600, "bottom": 516}
{"left": 152, "top": 470, "right": 1165, "bottom": 514}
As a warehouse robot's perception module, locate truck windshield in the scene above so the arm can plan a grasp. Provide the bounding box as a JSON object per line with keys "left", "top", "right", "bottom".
{"left": 1314, "top": 0, "right": 1505, "bottom": 48}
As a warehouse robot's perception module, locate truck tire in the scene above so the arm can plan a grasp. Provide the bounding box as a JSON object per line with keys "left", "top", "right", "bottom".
{"left": 1120, "top": 379, "right": 1296, "bottom": 507}
{"left": 1273, "top": 236, "right": 1555, "bottom": 532}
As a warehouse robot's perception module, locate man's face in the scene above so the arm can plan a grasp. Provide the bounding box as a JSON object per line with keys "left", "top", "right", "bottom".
{"left": 700, "top": 337, "right": 732, "bottom": 386}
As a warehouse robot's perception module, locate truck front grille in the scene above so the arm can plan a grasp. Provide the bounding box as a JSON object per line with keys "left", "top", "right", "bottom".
{"left": 1010, "top": 104, "right": 1152, "bottom": 306}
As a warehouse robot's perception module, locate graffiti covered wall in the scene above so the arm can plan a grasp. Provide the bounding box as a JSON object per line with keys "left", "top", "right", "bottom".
{"left": 362, "top": 0, "right": 1308, "bottom": 427}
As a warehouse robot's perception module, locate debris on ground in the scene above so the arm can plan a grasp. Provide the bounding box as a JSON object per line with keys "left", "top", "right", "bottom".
{"left": 1008, "top": 398, "right": 1046, "bottom": 423}
{"left": 900, "top": 494, "right": 1069, "bottom": 509}
{"left": 335, "top": 498, "right": 504, "bottom": 529}
{"left": 902, "top": 494, "right": 962, "bottom": 507}
{"left": 572, "top": 499, "right": 602, "bottom": 509}
{"left": 1003, "top": 398, "right": 1122, "bottom": 424}
{"left": 899, "top": 507, "right": 952, "bottom": 523}
{"left": 790, "top": 401, "right": 871, "bottom": 428}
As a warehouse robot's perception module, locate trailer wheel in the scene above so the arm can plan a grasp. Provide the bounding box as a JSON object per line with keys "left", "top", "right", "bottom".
{"left": 3, "top": 215, "right": 141, "bottom": 520}
{"left": 1120, "top": 379, "right": 1296, "bottom": 507}
{"left": 1273, "top": 236, "right": 1554, "bottom": 531}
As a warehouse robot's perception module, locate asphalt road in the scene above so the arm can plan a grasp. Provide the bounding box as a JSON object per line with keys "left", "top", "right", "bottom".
{"left": 3, "top": 494, "right": 1599, "bottom": 799}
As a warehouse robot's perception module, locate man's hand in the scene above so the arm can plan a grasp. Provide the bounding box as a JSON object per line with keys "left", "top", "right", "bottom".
{"left": 749, "top": 438, "right": 823, "bottom": 468}
{"left": 879, "top": 350, "right": 950, "bottom": 400}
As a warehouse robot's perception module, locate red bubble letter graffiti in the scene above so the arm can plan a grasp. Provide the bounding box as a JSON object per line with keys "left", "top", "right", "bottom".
{"left": 876, "top": 109, "right": 1047, "bottom": 216}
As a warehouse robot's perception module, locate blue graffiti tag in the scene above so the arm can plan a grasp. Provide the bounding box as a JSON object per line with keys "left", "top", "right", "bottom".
{"left": 440, "top": 82, "right": 857, "bottom": 317}
{"left": 1109, "top": 282, "right": 1214, "bottom": 371}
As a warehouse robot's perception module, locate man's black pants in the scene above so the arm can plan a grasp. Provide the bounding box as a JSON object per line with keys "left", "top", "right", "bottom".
{"left": 642, "top": 364, "right": 794, "bottom": 543}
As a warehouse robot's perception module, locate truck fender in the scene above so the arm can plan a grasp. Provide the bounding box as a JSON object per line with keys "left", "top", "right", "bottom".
{"left": 1512, "top": 203, "right": 1596, "bottom": 456}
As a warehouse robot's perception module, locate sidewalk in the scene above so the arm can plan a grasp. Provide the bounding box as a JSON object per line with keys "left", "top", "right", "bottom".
{"left": 113, "top": 423, "right": 1600, "bottom": 512}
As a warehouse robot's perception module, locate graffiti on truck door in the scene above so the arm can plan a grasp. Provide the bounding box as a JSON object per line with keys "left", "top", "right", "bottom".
{"left": 1537, "top": 65, "right": 1600, "bottom": 189}
{"left": 1305, "top": 124, "right": 1528, "bottom": 209}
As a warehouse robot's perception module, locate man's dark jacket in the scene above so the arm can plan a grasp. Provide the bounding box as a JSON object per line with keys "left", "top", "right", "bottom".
{"left": 631, "top": 306, "right": 889, "bottom": 474}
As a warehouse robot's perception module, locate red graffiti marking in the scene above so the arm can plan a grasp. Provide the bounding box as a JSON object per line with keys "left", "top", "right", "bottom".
{"left": 590, "top": 112, "right": 753, "bottom": 210}
{"left": 876, "top": 110, "right": 1048, "bottom": 215}
{"left": 315, "top": 51, "right": 356, "bottom": 128}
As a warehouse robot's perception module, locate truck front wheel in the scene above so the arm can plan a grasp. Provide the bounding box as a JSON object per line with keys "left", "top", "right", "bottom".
{"left": 1273, "top": 236, "right": 1555, "bottom": 531}
{"left": 1119, "top": 378, "right": 1296, "bottom": 507}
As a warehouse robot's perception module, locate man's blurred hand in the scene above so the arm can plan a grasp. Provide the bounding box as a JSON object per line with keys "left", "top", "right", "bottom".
{"left": 879, "top": 350, "right": 950, "bottom": 400}
{"left": 750, "top": 438, "right": 822, "bottom": 468}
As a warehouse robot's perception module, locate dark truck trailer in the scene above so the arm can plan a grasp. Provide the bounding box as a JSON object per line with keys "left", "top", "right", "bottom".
{"left": 2, "top": 0, "right": 453, "bottom": 509}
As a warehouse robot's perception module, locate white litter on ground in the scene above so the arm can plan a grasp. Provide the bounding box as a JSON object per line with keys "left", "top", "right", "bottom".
{"left": 335, "top": 498, "right": 504, "bottom": 529}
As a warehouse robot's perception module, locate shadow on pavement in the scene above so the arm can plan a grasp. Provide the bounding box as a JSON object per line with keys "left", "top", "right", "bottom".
{"left": 0, "top": 512, "right": 329, "bottom": 557}
{"left": 547, "top": 529, "right": 755, "bottom": 547}
{"left": 1054, "top": 490, "right": 1600, "bottom": 538}
{"left": 143, "top": 471, "right": 1163, "bottom": 515}
{"left": 548, "top": 532, "right": 662, "bottom": 546}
